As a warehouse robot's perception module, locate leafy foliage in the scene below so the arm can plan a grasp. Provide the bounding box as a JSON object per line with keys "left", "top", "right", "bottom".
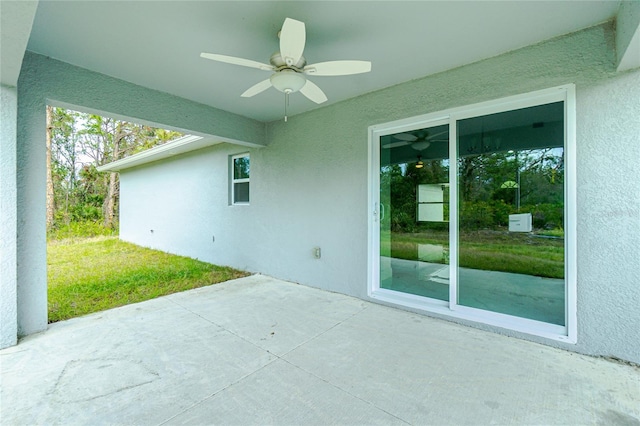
{"left": 381, "top": 160, "right": 449, "bottom": 233}
{"left": 381, "top": 148, "right": 565, "bottom": 277}
{"left": 47, "top": 107, "right": 182, "bottom": 236}
{"left": 47, "top": 221, "right": 117, "bottom": 241}
{"left": 382, "top": 149, "right": 564, "bottom": 233}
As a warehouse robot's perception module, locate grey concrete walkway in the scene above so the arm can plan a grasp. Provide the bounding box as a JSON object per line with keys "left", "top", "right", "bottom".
{"left": 1, "top": 275, "right": 638, "bottom": 425}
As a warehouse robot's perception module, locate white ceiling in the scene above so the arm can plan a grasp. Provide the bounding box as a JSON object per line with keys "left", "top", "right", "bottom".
{"left": 26, "top": 1, "right": 621, "bottom": 123}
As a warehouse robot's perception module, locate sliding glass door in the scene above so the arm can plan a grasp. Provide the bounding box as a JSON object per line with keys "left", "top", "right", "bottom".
{"left": 379, "top": 121, "right": 450, "bottom": 301}
{"left": 456, "top": 102, "right": 565, "bottom": 325}
{"left": 370, "top": 86, "right": 575, "bottom": 340}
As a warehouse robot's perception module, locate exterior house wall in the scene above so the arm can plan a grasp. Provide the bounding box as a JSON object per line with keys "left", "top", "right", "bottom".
{"left": 119, "top": 144, "right": 254, "bottom": 267}
{"left": 0, "top": 0, "right": 37, "bottom": 350}
{"left": 119, "top": 22, "right": 640, "bottom": 363}
{"left": 576, "top": 72, "right": 640, "bottom": 359}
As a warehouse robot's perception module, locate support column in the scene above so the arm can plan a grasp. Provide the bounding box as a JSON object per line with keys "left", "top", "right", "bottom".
{"left": 16, "top": 86, "right": 48, "bottom": 337}
{"left": 0, "top": 84, "right": 18, "bottom": 348}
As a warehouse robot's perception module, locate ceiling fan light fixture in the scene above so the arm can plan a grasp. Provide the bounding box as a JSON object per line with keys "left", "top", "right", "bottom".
{"left": 270, "top": 70, "right": 306, "bottom": 94}
{"left": 415, "top": 155, "right": 424, "bottom": 169}
{"left": 412, "top": 141, "right": 431, "bottom": 151}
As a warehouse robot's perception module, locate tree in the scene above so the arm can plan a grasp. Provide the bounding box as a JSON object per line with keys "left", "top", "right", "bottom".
{"left": 45, "top": 106, "right": 55, "bottom": 229}
{"left": 381, "top": 159, "right": 449, "bottom": 232}
{"left": 49, "top": 107, "right": 80, "bottom": 225}
{"left": 47, "top": 107, "right": 182, "bottom": 233}
{"left": 103, "top": 120, "right": 124, "bottom": 228}
{"left": 383, "top": 148, "right": 564, "bottom": 233}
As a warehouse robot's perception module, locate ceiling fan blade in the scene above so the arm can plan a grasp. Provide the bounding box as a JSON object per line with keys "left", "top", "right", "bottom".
{"left": 300, "top": 80, "right": 327, "bottom": 104}
{"left": 241, "top": 79, "right": 273, "bottom": 98}
{"left": 200, "top": 53, "right": 274, "bottom": 71}
{"left": 427, "top": 129, "right": 449, "bottom": 139}
{"left": 280, "top": 18, "right": 306, "bottom": 66}
{"left": 304, "top": 60, "right": 372, "bottom": 76}
{"left": 382, "top": 141, "right": 410, "bottom": 149}
{"left": 394, "top": 133, "right": 418, "bottom": 142}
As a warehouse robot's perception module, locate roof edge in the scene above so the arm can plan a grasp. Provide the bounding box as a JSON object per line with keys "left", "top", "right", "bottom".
{"left": 97, "top": 134, "right": 215, "bottom": 172}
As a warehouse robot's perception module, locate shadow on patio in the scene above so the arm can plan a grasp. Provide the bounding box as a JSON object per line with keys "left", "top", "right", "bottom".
{"left": 1, "top": 275, "right": 638, "bottom": 425}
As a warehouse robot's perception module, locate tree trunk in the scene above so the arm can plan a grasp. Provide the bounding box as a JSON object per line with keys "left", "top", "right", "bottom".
{"left": 104, "top": 172, "right": 119, "bottom": 229}
{"left": 103, "top": 122, "right": 122, "bottom": 229}
{"left": 45, "top": 105, "right": 55, "bottom": 230}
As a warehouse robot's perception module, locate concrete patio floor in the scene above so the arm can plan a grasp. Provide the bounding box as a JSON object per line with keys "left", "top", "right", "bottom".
{"left": 1, "top": 275, "right": 638, "bottom": 425}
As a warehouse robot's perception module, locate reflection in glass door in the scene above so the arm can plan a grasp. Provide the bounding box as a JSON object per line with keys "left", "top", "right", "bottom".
{"left": 379, "top": 122, "right": 450, "bottom": 301}
{"left": 456, "top": 102, "right": 566, "bottom": 325}
{"left": 373, "top": 89, "right": 573, "bottom": 337}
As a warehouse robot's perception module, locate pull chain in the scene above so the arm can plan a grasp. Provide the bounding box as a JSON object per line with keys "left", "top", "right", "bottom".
{"left": 284, "top": 91, "right": 290, "bottom": 122}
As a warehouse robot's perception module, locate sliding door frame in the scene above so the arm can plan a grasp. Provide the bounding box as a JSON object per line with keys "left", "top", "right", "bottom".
{"left": 368, "top": 85, "right": 577, "bottom": 343}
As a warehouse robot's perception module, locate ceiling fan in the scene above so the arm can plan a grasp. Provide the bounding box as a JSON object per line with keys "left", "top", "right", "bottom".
{"left": 382, "top": 129, "right": 449, "bottom": 150}
{"left": 200, "top": 17, "right": 372, "bottom": 119}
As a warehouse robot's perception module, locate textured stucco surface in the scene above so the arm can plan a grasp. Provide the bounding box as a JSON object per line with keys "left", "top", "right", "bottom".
{"left": 14, "top": 52, "right": 265, "bottom": 337}
{"left": 119, "top": 145, "right": 252, "bottom": 267}
{"left": 19, "top": 52, "right": 266, "bottom": 145}
{"left": 576, "top": 70, "right": 640, "bottom": 361}
{"left": 120, "top": 22, "right": 639, "bottom": 363}
{"left": 1, "top": 85, "right": 18, "bottom": 348}
{"left": 16, "top": 71, "right": 48, "bottom": 337}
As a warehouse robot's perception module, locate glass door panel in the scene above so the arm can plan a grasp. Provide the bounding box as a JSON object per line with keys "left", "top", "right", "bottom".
{"left": 456, "top": 102, "right": 566, "bottom": 325}
{"left": 380, "top": 123, "right": 450, "bottom": 301}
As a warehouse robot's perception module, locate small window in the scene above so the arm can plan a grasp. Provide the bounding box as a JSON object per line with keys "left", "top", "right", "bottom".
{"left": 231, "top": 153, "right": 250, "bottom": 205}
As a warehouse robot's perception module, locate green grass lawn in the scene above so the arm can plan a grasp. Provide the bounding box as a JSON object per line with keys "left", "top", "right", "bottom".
{"left": 382, "top": 230, "right": 564, "bottom": 279}
{"left": 47, "top": 236, "right": 249, "bottom": 323}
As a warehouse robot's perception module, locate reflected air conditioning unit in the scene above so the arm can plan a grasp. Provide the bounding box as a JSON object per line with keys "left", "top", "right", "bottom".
{"left": 509, "top": 213, "right": 532, "bottom": 232}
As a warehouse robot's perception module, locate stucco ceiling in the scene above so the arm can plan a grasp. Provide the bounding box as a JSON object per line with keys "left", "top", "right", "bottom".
{"left": 26, "top": 1, "right": 621, "bottom": 123}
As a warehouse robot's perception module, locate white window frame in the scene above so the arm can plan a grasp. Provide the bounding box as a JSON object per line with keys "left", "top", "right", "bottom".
{"left": 368, "top": 85, "right": 577, "bottom": 344}
{"left": 231, "top": 153, "right": 250, "bottom": 206}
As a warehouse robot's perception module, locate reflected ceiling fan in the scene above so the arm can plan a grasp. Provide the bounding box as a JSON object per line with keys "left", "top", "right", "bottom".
{"left": 200, "top": 17, "right": 372, "bottom": 120}
{"left": 383, "top": 129, "right": 449, "bottom": 150}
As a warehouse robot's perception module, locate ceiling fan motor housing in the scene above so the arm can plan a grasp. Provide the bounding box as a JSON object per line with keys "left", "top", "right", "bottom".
{"left": 270, "top": 52, "right": 306, "bottom": 69}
